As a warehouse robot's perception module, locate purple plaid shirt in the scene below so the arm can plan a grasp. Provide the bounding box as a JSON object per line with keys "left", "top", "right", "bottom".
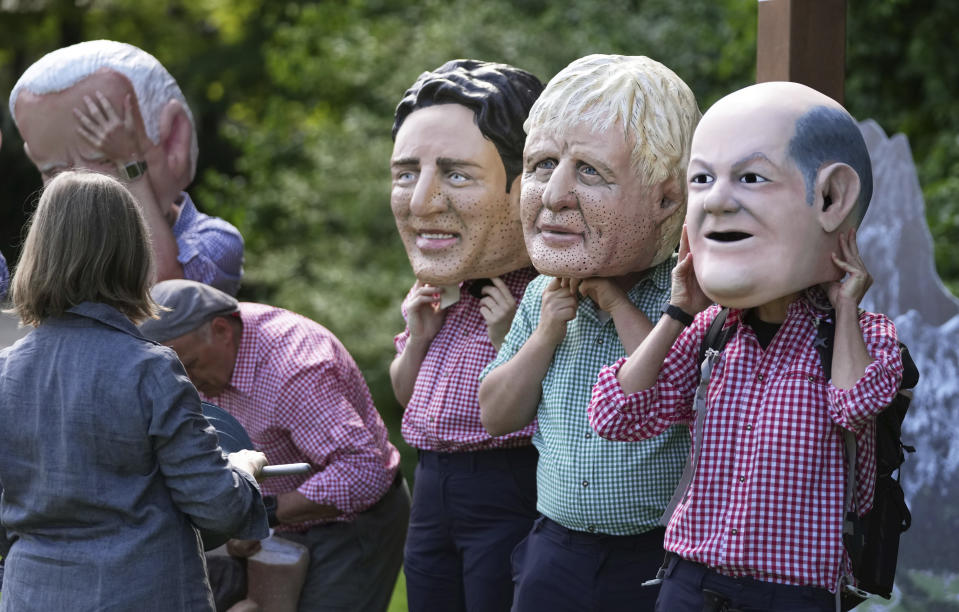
{"left": 0, "top": 250, "right": 7, "bottom": 302}
{"left": 172, "top": 192, "right": 244, "bottom": 296}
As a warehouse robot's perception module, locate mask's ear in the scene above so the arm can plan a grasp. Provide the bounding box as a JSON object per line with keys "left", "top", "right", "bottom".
{"left": 156, "top": 99, "right": 193, "bottom": 187}
{"left": 654, "top": 179, "right": 684, "bottom": 223}
{"left": 814, "top": 162, "right": 860, "bottom": 233}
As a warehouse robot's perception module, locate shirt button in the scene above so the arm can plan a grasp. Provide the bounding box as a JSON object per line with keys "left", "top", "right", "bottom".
{"left": 582, "top": 480, "right": 589, "bottom": 488}
{"left": 463, "top": 330, "right": 469, "bottom": 336}
{"left": 731, "top": 528, "right": 739, "bottom": 535}
{"left": 757, "top": 374, "right": 764, "bottom": 382}
{"left": 585, "top": 432, "right": 592, "bottom": 439}
{"left": 807, "top": 375, "right": 815, "bottom": 382}
{"left": 587, "top": 525, "right": 597, "bottom": 533}
{"left": 745, "top": 424, "right": 753, "bottom": 431}
{"left": 596, "top": 338, "right": 604, "bottom": 345}
{"left": 738, "top": 476, "right": 745, "bottom": 483}
{"left": 428, "top": 417, "right": 435, "bottom": 423}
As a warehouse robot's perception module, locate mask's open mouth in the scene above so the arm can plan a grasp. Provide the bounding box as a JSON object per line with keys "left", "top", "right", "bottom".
{"left": 707, "top": 231, "right": 752, "bottom": 243}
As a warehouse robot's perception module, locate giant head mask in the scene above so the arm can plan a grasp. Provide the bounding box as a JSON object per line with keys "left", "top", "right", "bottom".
{"left": 685, "top": 81, "right": 872, "bottom": 309}
{"left": 520, "top": 54, "right": 700, "bottom": 279}
{"left": 390, "top": 59, "right": 543, "bottom": 285}
{"left": 9, "top": 40, "right": 198, "bottom": 208}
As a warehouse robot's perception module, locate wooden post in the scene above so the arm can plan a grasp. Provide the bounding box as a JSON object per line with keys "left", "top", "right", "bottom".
{"left": 756, "top": 0, "right": 846, "bottom": 104}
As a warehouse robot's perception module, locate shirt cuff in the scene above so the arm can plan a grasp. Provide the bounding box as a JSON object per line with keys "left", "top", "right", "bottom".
{"left": 588, "top": 358, "right": 660, "bottom": 439}
{"left": 827, "top": 359, "right": 901, "bottom": 429}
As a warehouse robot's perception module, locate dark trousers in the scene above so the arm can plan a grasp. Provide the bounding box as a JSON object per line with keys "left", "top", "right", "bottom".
{"left": 404, "top": 446, "right": 538, "bottom": 612}
{"left": 655, "top": 556, "right": 834, "bottom": 612}
{"left": 511, "top": 515, "right": 666, "bottom": 612}
{"left": 281, "top": 472, "right": 410, "bottom": 612}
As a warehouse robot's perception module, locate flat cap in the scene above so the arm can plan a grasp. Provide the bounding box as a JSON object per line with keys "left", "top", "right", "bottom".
{"left": 139, "top": 279, "right": 239, "bottom": 342}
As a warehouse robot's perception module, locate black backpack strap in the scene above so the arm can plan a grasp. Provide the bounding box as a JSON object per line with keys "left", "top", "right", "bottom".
{"left": 660, "top": 308, "right": 736, "bottom": 527}
{"left": 700, "top": 307, "right": 734, "bottom": 364}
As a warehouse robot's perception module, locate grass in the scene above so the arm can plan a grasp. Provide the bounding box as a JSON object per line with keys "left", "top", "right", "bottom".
{"left": 387, "top": 569, "right": 407, "bottom": 612}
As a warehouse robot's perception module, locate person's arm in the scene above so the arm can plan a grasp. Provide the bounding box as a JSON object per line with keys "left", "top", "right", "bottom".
{"left": 479, "top": 277, "right": 577, "bottom": 436}
{"left": 825, "top": 228, "right": 875, "bottom": 389}
{"left": 478, "top": 276, "right": 518, "bottom": 350}
{"left": 282, "top": 363, "right": 396, "bottom": 522}
{"left": 575, "top": 277, "right": 653, "bottom": 353}
{"left": 615, "top": 226, "right": 713, "bottom": 394}
{"left": 389, "top": 282, "right": 448, "bottom": 406}
{"left": 823, "top": 228, "right": 903, "bottom": 430}
{"left": 150, "top": 354, "right": 269, "bottom": 541}
{"left": 275, "top": 490, "right": 342, "bottom": 523}
{"left": 74, "top": 91, "right": 183, "bottom": 281}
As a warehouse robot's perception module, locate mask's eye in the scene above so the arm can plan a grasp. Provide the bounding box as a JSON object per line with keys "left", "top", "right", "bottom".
{"left": 534, "top": 159, "right": 556, "bottom": 172}
{"left": 394, "top": 170, "right": 416, "bottom": 184}
{"left": 740, "top": 173, "right": 768, "bottom": 184}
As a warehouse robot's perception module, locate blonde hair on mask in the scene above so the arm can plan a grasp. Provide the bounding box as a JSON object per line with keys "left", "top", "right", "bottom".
{"left": 525, "top": 54, "right": 701, "bottom": 264}
{"left": 11, "top": 171, "right": 158, "bottom": 326}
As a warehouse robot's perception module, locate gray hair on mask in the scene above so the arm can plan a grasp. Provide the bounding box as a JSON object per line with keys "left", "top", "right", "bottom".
{"left": 9, "top": 40, "right": 198, "bottom": 180}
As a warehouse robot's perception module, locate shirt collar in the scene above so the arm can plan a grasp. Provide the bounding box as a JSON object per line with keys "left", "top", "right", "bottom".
{"left": 171, "top": 191, "right": 195, "bottom": 237}
{"left": 66, "top": 302, "right": 154, "bottom": 342}
{"left": 625, "top": 256, "right": 675, "bottom": 304}
{"left": 726, "top": 286, "right": 834, "bottom": 328}
{"left": 460, "top": 266, "right": 537, "bottom": 297}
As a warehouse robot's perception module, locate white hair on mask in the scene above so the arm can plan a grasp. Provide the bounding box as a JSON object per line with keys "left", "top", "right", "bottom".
{"left": 9, "top": 40, "right": 198, "bottom": 180}
{"left": 525, "top": 54, "right": 701, "bottom": 265}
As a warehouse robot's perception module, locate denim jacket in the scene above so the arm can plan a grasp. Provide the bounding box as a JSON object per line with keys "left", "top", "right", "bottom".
{"left": 0, "top": 302, "right": 268, "bottom": 611}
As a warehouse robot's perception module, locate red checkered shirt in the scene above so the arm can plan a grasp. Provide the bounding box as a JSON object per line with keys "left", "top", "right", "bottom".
{"left": 396, "top": 267, "right": 538, "bottom": 451}
{"left": 203, "top": 303, "right": 400, "bottom": 531}
{"left": 588, "top": 298, "right": 903, "bottom": 592}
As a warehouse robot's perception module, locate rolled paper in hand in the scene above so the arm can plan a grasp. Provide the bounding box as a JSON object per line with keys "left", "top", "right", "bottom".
{"left": 261, "top": 463, "right": 312, "bottom": 477}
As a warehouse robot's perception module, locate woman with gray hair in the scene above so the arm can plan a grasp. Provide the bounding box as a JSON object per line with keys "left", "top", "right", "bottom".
{"left": 0, "top": 171, "right": 269, "bottom": 611}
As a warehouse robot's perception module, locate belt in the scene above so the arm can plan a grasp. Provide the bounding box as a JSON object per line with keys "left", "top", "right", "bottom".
{"left": 539, "top": 516, "right": 666, "bottom": 550}
{"left": 416, "top": 446, "right": 538, "bottom": 472}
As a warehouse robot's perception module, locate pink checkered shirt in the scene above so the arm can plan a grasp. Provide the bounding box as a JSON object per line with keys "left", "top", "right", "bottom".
{"left": 203, "top": 303, "right": 400, "bottom": 531}
{"left": 588, "top": 299, "right": 903, "bottom": 592}
{"left": 396, "top": 268, "right": 538, "bottom": 451}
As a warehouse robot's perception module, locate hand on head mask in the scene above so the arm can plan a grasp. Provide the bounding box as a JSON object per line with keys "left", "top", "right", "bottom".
{"left": 669, "top": 225, "right": 712, "bottom": 316}
{"left": 823, "top": 227, "right": 873, "bottom": 310}
{"left": 74, "top": 91, "right": 147, "bottom": 170}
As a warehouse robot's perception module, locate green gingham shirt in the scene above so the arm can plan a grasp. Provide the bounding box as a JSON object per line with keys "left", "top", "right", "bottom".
{"left": 482, "top": 257, "right": 689, "bottom": 535}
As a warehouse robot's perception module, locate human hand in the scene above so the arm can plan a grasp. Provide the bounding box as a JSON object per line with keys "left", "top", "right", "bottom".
{"left": 824, "top": 228, "right": 873, "bottom": 311}
{"left": 669, "top": 225, "right": 712, "bottom": 315}
{"left": 479, "top": 277, "right": 517, "bottom": 349}
{"left": 228, "top": 449, "right": 269, "bottom": 482}
{"left": 406, "top": 281, "right": 448, "bottom": 344}
{"left": 74, "top": 91, "right": 147, "bottom": 167}
{"left": 226, "top": 538, "right": 263, "bottom": 558}
{"left": 576, "top": 277, "right": 630, "bottom": 315}
{"left": 536, "top": 277, "right": 578, "bottom": 346}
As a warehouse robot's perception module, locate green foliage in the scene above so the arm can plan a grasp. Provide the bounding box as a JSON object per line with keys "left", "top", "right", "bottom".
{"left": 846, "top": 0, "right": 959, "bottom": 284}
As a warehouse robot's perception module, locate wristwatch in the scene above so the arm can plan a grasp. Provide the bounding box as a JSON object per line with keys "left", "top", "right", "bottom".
{"left": 118, "top": 160, "right": 148, "bottom": 181}
{"left": 661, "top": 302, "right": 694, "bottom": 327}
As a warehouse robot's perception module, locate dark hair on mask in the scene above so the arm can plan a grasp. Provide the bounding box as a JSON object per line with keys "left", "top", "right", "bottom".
{"left": 392, "top": 59, "right": 543, "bottom": 192}
{"left": 788, "top": 105, "right": 873, "bottom": 225}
